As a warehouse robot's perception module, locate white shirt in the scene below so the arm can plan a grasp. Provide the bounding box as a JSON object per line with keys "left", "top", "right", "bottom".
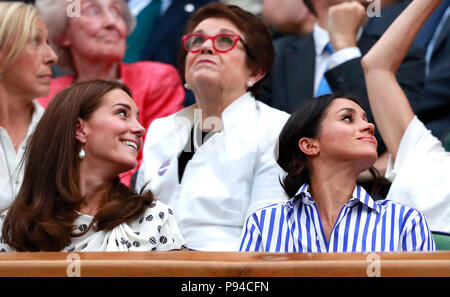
{"left": 386, "top": 116, "right": 450, "bottom": 233}
{"left": 0, "top": 101, "right": 44, "bottom": 212}
{"left": 0, "top": 200, "right": 187, "bottom": 252}
{"left": 312, "top": 24, "right": 363, "bottom": 95}
{"left": 240, "top": 184, "right": 435, "bottom": 252}
{"left": 136, "top": 92, "right": 290, "bottom": 251}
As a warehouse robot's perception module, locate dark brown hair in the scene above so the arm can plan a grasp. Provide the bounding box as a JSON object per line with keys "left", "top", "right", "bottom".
{"left": 177, "top": 2, "right": 274, "bottom": 97}
{"left": 277, "top": 93, "right": 381, "bottom": 198}
{"left": 2, "top": 80, "right": 154, "bottom": 251}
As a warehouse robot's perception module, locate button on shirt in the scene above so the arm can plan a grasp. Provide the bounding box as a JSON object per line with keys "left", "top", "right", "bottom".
{"left": 0, "top": 101, "right": 44, "bottom": 211}
{"left": 240, "top": 184, "right": 436, "bottom": 252}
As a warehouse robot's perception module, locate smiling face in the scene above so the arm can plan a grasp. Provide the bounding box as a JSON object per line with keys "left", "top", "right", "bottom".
{"left": 62, "top": 0, "right": 127, "bottom": 62}
{"left": 76, "top": 88, "right": 145, "bottom": 176}
{"left": 184, "top": 17, "right": 261, "bottom": 98}
{"left": 0, "top": 17, "right": 57, "bottom": 99}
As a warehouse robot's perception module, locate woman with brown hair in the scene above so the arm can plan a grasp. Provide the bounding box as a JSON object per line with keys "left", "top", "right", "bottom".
{"left": 0, "top": 80, "right": 186, "bottom": 252}
{"left": 240, "top": 93, "right": 435, "bottom": 252}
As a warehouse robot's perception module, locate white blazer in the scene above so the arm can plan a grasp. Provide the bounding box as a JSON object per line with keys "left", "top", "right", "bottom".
{"left": 136, "top": 93, "right": 290, "bottom": 251}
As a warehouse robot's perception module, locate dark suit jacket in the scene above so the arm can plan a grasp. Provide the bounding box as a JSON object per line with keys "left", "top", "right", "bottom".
{"left": 258, "top": 30, "right": 425, "bottom": 153}
{"left": 418, "top": 11, "right": 450, "bottom": 140}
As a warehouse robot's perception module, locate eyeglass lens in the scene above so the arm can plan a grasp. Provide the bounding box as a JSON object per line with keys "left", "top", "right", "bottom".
{"left": 185, "top": 35, "right": 237, "bottom": 52}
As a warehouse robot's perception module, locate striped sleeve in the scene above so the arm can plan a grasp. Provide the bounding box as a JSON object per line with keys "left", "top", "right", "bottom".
{"left": 398, "top": 208, "right": 436, "bottom": 251}
{"left": 240, "top": 212, "right": 264, "bottom": 252}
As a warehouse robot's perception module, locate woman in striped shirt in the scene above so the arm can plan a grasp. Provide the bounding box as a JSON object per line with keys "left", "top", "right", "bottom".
{"left": 240, "top": 93, "right": 435, "bottom": 252}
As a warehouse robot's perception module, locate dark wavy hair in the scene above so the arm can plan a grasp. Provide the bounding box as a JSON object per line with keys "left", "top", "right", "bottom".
{"left": 277, "top": 93, "right": 381, "bottom": 198}
{"left": 177, "top": 2, "right": 274, "bottom": 97}
{"left": 2, "top": 80, "right": 154, "bottom": 251}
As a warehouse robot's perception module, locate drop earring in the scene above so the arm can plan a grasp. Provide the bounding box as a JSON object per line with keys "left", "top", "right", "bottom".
{"left": 79, "top": 146, "right": 86, "bottom": 159}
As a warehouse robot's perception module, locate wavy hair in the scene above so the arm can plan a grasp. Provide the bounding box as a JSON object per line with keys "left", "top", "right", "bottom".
{"left": 2, "top": 80, "right": 154, "bottom": 251}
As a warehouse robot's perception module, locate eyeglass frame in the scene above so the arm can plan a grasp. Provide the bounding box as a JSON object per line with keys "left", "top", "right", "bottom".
{"left": 182, "top": 33, "right": 256, "bottom": 60}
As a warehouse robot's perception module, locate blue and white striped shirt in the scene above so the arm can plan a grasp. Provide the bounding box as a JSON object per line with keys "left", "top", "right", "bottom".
{"left": 240, "top": 184, "right": 435, "bottom": 252}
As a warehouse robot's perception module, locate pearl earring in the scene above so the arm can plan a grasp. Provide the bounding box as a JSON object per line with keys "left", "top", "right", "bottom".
{"left": 184, "top": 83, "right": 189, "bottom": 89}
{"left": 79, "top": 147, "right": 86, "bottom": 159}
{"left": 247, "top": 81, "right": 253, "bottom": 87}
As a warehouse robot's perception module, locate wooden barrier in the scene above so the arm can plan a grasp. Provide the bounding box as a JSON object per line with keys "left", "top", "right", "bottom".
{"left": 1, "top": 251, "right": 450, "bottom": 277}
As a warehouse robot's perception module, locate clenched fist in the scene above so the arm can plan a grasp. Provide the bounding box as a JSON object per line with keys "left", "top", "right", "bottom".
{"left": 327, "top": 1, "right": 367, "bottom": 51}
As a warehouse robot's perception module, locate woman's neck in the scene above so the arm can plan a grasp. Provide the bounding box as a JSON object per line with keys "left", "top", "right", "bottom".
{"left": 192, "top": 83, "right": 246, "bottom": 122}
{"left": 73, "top": 56, "right": 120, "bottom": 82}
{"left": 308, "top": 161, "right": 358, "bottom": 225}
{"left": 78, "top": 161, "right": 115, "bottom": 216}
{"left": 0, "top": 86, "right": 34, "bottom": 151}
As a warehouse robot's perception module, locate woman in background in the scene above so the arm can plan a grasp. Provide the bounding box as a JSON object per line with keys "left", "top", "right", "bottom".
{"left": 0, "top": 2, "right": 57, "bottom": 211}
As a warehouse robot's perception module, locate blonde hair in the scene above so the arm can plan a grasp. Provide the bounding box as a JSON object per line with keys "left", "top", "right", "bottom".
{"left": 35, "top": 0, "right": 136, "bottom": 71}
{"left": 0, "top": 2, "right": 39, "bottom": 70}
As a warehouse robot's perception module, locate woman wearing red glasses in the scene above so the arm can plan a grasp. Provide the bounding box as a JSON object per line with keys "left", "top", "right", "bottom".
{"left": 135, "top": 2, "right": 290, "bottom": 251}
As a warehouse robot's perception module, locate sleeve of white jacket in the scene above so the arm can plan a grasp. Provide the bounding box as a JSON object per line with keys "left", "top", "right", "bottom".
{"left": 385, "top": 116, "right": 450, "bottom": 234}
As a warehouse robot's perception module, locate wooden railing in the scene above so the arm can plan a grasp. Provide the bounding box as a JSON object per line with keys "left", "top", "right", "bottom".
{"left": 1, "top": 251, "right": 449, "bottom": 277}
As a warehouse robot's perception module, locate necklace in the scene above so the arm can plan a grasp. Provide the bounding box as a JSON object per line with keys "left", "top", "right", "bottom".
{"left": 192, "top": 119, "right": 202, "bottom": 151}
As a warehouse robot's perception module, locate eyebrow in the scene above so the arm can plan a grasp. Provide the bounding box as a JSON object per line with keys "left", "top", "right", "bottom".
{"left": 336, "top": 107, "right": 367, "bottom": 119}
{"left": 193, "top": 28, "right": 238, "bottom": 35}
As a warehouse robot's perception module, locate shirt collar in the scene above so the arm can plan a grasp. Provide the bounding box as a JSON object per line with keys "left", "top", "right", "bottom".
{"left": 312, "top": 23, "right": 364, "bottom": 56}
{"left": 174, "top": 92, "right": 255, "bottom": 131}
{"left": 292, "top": 183, "right": 381, "bottom": 213}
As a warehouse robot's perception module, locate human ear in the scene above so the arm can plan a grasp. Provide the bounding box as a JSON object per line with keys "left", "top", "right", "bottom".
{"left": 247, "top": 65, "right": 266, "bottom": 87}
{"left": 298, "top": 137, "right": 320, "bottom": 156}
{"left": 75, "top": 118, "right": 87, "bottom": 144}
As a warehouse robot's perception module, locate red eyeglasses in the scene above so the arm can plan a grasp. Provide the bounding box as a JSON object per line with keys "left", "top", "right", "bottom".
{"left": 182, "top": 33, "right": 252, "bottom": 56}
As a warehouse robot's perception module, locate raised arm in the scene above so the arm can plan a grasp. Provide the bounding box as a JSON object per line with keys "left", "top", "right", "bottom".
{"left": 361, "top": 0, "right": 442, "bottom": 159}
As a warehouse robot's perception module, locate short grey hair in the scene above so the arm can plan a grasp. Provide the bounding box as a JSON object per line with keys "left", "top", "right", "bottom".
{"left": 35, "top": 0, "right": 136, "bottom": 70}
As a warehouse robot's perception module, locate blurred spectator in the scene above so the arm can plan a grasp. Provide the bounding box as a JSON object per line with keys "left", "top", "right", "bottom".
{"left": 258, "top": 0, "right": 425, "bottom": 177}
{"left": 362, "top": 0, "right": 450, "bottom": 233}
{"left": 262, "top": 0, "right": 316, "bottom": 37}
{"left": 417, "top": 2, "right": 450, "bottom": 144}
{"left": 35, "top": 0, "right": 185, "bottom": 187}
{"left": 0, "top": 2, "right": 57, "bottom": 210}
{"left": 220, "top": 0, "right": 262, "bottom": 15}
